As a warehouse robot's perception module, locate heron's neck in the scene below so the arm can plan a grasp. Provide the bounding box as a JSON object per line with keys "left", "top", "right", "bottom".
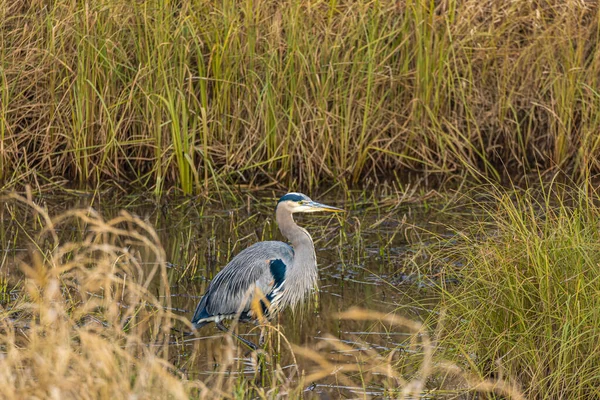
{"left": 276, "top": 207, "right": 314, "bottom": 249}
{"left": 275, "top": 206, "right": 318, "bottom": 310}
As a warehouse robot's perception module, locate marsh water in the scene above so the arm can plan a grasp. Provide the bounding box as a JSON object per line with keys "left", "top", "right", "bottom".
{"left": 0, "top": 189, "right": 466, "bottom": 397}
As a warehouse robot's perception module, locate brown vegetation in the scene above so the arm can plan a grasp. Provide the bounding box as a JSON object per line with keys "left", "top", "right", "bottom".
{"left": 2, "top": 0, "right": 599, "bottom": 193}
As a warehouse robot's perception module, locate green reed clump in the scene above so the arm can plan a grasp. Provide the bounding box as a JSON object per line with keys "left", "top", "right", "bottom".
{"left": 2, "top": 0, "right": 600, "bottom": 192}
{"left": 438, "top": 186, "right": 600, "bottom": 399}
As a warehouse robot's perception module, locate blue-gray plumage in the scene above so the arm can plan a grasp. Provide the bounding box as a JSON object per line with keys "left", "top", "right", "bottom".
{"left": 191, "top": 192, "right": 344, "bottom": 348}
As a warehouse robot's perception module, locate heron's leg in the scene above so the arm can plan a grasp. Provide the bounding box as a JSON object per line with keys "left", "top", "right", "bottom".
{"left": 216, "top": 321, "right": 258, "bottom": 351}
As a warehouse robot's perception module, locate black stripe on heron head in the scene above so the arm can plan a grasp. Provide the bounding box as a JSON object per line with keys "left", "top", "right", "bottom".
{"left": 277, "top": 193, "right": 310, "bottom": 204}
{"left": 269, "top": 259, "right": 286, "bottom": 288}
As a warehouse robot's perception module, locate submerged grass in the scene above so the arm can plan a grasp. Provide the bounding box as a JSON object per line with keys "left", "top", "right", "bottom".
{"left": 436, "top": 184, "right": 600, "bottom": 399}
{"left": 2, "top": 1, "right": 600, "bottom": 192}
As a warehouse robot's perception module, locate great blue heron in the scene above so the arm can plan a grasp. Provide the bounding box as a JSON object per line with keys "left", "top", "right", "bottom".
{"left": 191, "top": 192, "right": 344, "bottom": 349}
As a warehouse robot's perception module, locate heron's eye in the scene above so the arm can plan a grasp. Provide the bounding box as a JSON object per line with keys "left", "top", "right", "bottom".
{"left": 298, "top": 201, "right": 305, "bottom": 205}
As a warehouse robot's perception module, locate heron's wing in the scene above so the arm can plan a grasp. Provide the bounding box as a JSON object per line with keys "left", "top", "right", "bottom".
{"left": 192, "top": 241, "right": 293, "bottom": 323}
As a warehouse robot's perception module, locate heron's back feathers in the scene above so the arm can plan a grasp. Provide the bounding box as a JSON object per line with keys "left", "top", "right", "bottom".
{"left": 191, "top": 241, "right": 294, "bottom": 328}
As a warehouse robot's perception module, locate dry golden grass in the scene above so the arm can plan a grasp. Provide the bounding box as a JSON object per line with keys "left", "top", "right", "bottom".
{"left": 0, "top": 193, "right": 189, "bottom": 398}
{"left": 296, "top": 308, "right": 526, "bottom": 399}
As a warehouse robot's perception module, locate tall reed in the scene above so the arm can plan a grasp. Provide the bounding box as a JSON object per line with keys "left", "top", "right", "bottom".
{"left": 2, "top": 1, "right": 599, "bottom": 192}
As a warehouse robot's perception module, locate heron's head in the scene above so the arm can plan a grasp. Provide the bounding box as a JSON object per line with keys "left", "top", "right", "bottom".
{"left": 276, "top": 192, "right": 344, "bottom": 214}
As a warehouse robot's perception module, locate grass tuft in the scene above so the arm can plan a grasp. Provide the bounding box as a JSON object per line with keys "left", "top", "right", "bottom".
{"left": 437, "top": 184, "right": 600, "bottom": 399}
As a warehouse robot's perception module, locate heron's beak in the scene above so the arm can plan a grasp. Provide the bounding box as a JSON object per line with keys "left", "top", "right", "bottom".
{"left": 305, "top": 201, "right": 345, "bottom": 213}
